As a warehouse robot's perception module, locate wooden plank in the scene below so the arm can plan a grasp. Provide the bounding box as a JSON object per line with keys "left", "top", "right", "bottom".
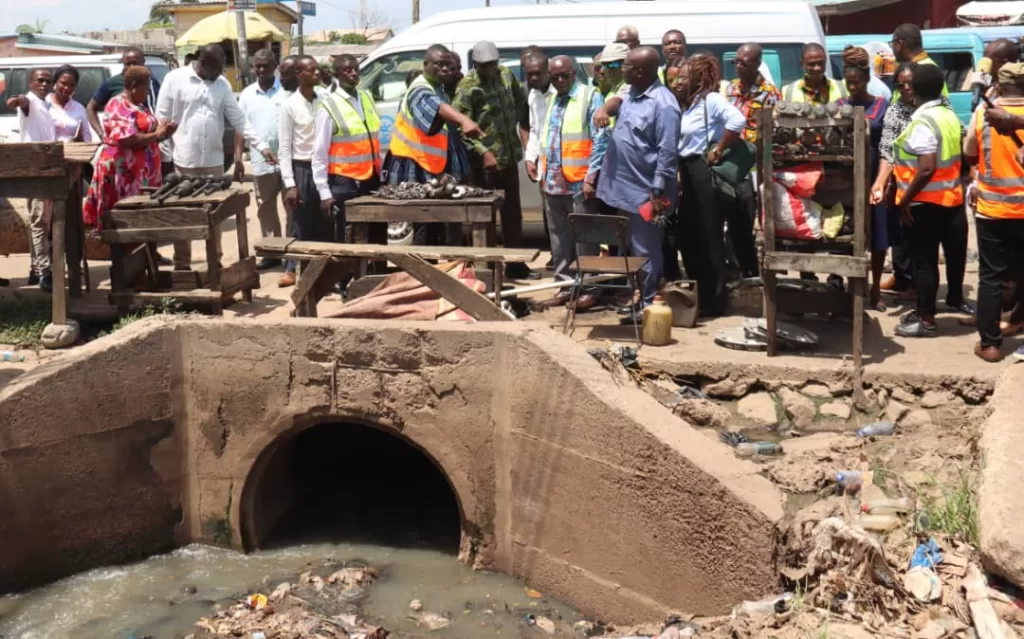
{"left": 763, "top": 251, "right": 868, "bottom": 279}
{"left": 256, "top": 236, "right": 295, "bottom": 252}
{"left": 100, "top": 226, "right": 209, "bottom": 243}
{"left": 66, "top": 170, "right": 83, "bottom": 297}
{"left": 471, "top": 223, "right": 488, "bottom": 248}
{"left": 62, "top": 142, "right": 100, "bottom": 164}
{"left": 348, "top": 193, "right": 504, "bottom": 208}
{"left": 291, "top": 255, "right": 329, "bottom": 307}
{"left": 774, "top": 154, "right": 854, "bottom": 164}
{"left": 123, "top": 243, "right": 150, "bottom": 287}
{"left": 0, "top": 143, "right": 65, "bottom": 177}
{"left": 255, "top": 239, "right": 538, "bottom": 263}
{"left": 220, "top": 257, "right": 258, "bottom": 294}
{"left": 776, "top": 285, "right": 853, "bottom": 316}
{"left": 772, "top": 114, "right": 855, "bottom": 129}
{"left": 233, "top": 200, "right": 252, "bottom": 302}
{"left": 172, "top": 269, "right": 201, "bottom": 290}
{"left": 0, "top": 176, "right": 72, "bottom": 200}
{"left": 106, "top": 206, "right": 211, "bottom": 229}
{"left": 210, "top": 192, "right": 252, "bottom": 225}
{"left": 110, "top": 289, "right": 224, "bottom": 307}
{"left": 389, "top": 253, "right": 511, "bottom": 322}
{"left": 345, "top": 205, "right": 493, "bottom": 224}
{"left": 115, "top": 188, "right": 242, "bottom": 209}
{"left": 50, "top": 200, "right": 68, "bottom": 326}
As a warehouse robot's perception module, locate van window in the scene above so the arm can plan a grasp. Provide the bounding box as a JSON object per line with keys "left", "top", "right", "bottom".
{"left": 928, "top": 52, "right": 975, "bottom": 92}
{"left": 496, "top": 47, "right": 597, "bottom": 86}
{"left": 360, "top": 50, "right": 427, "bottom": 103}
{"left": 0, "top": 68, "right": 28, "bottom": 116}
{"left": 72, "top": 67, "right": 106, "bottom": 108}
{"left": 149, "top": 64, "right": 170, "bottom": 85}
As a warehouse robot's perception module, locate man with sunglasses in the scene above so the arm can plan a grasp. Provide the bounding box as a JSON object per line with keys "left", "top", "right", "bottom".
{"left": 453, "top": 41, "right": 534, "bottom": 278}
{"left": 890, "top": 23, "right": 948, "bottom": 102}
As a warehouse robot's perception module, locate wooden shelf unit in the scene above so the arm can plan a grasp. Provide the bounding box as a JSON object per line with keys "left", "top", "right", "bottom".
{"left": 757, "top": 106, "right": 870, "bottom": 401}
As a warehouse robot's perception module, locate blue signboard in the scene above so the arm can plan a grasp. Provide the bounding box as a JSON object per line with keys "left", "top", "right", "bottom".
{"left": 299, "top": 1, "right": 316, "bottom": 16}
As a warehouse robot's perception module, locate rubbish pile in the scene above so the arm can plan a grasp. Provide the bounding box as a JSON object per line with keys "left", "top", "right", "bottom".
{"left": 186, "top": 563, "right": 387, "bottom": 639}
{"left": 373, "top": 174, "right": 493, "bottom": 200}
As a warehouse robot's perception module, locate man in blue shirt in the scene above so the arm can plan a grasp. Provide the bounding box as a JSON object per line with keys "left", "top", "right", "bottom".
{"left": 596, "top": 46, "right": 680, "bottom": 314}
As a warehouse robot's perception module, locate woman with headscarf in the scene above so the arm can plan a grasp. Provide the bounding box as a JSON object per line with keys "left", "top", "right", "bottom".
{"left": 83, "top": 65, "right": 176, "bottom": 229}
{"left": 838, "top": 46, "right": 889, "bottom": 310}
{"left": 667, "top": 54, "right": 747, "bottom": 316}
{"left": 871, "top": 62, "right": 918, "bottom": 304}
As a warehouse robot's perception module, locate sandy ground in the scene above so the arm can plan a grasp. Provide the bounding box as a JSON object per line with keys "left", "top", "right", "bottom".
{"left": 0, "top": 174, "right": 1015, "bottom": 388}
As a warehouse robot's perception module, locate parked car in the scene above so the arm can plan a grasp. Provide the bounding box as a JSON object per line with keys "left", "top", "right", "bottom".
{"left": 359, "top": 0, "right": 828, "bottom": 241}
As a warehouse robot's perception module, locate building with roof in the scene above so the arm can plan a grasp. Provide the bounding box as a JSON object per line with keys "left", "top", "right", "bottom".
{"left": 166, "top": 0, "right": 299, "bottom": 44}
{"left": 80, "top": 29, "right": 177, "bottom": 55}
{"left": 304, "top": 28, "right": 394, "bottom": 44}
{"left": 816, "top": 0, "right": 968, "bottom": 34}
{"left": 0, "top": 32, "right": 119, "bottom": 58}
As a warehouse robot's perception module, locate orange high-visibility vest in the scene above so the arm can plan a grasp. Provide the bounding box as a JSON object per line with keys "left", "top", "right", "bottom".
{"left": 893, "top": 104, "right": 964, "bottom": 208}
{"left": 975, "top": 103, "right": 1024, "bottom": 219}
{"left": 320, "top": 90, "right": 381, "bottom": 180}
{"left": 538, "top": 84, "right": 595, "bottom": 183}
{"left": 388, "top": 74, "right": 448, "bottom": 174}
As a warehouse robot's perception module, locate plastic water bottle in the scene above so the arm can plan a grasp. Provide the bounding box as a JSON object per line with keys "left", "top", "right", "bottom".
{"left": 735, "top": 442, "right": 783, "bottom": 457}
{"left": 0, "top": 351, "right": 25, "bottom": 362}
{"left": 835, "top": 470, "right": 864, "bottom": 492}
{"left": 737, "top": 592, "right": 794, "bottom": 616}
{"left": 861, "top": 497, "right": 913, "bottom": 515}
{"left": 859, "top": 514, "right": 902, "bottom": 532}
{"left": 857, "top": 420, "right": 895, "bottom": 437}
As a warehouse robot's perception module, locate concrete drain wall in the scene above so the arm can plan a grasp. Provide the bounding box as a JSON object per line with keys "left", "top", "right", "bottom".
{"left": 0, "top": 317, "right": 785, "bottom": 622}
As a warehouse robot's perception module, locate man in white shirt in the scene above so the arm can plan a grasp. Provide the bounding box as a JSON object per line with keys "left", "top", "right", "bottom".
{"left": 6, "top": 68, "right": 56, "bottom": 290}
{"left": 312, "top": 54, "right": 382, "bottom": 247}
{"left": 277, "top": 56, "right": 325, "bottom": 287}
{"left": 236, "top": 50, "right": 291, "bottom": 270}
{"left": 156, "top": 43, "right": 273, "bottom": 270}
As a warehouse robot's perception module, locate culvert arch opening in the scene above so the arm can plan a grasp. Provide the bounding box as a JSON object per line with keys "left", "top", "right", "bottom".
{"left": 241, "top": 421, "right": 463, "bottom": 554}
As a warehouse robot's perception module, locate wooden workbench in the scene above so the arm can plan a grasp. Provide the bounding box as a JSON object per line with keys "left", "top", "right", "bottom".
{"left": 102, "top": 187, "right": 256, "bottom": 314}
{"left": 0, "top": 142, "right": 98, "bottom": 347}
{"left": 345, "top": 193, "right": 505, "bottom": 248}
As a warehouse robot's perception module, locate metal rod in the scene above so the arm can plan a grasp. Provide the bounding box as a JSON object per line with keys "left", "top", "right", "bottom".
{"left": 485, "top": 273, "right": 624, "bottom": 300}
{"left": 235, "top": 8, "right": 251, "bottom": 84}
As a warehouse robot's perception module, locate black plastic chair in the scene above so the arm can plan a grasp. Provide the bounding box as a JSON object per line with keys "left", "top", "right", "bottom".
{"left": 564, "top": 213, "right": 649, "bottom": 346}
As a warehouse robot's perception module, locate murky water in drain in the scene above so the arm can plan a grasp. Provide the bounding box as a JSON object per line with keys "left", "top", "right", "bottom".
{"left": 0, "top": 544, "right": 586, "bottom": 639}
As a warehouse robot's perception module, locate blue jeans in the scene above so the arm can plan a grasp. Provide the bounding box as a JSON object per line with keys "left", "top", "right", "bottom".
{"left": 622, "top": 209, "right": 664, "bottom": 307}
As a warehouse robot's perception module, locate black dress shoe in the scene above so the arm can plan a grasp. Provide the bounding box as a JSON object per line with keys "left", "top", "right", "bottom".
{"left": 39, "top": 273, "right": 52, "bottom": 293}
{"left": 617, "top": 302, "right": 643, "bottom": 316}
{"left": 256, "top": 257, "right": 282, "bottom": 271}
{"left": 27, "top": 272, "right": 40, "bottom": 286}
{"left": 0, "top": 277, "right": 9, "bottom": 287}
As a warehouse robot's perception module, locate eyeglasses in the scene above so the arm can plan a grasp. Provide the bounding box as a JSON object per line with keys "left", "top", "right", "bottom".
{"left": 551, "top": 72, "right": 574, "bottom": 81}
{"left": 431, "top": 61, "right": 455, "bottom": 70}
{"left": 603, "top": 61, "right": 623, "bottom": 70}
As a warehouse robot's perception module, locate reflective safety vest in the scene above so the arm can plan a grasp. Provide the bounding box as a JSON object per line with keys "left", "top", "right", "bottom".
{"left": 601, "top": 80, "right": 625, "bottom": 129}
{"left": 538, "top": 85, "right": 595, "bottom": 183}
{"left": 893, "top": 104, "right": 964, "bottom": 208}
{"left": 781, "top": 78, "right": 848, "bottom": 104}
{"left": 319, "top": 90, "right": 381, "bottom": 181}
{"left": 389, "top": 74, "right": 448, "bottom": 174}
{"left": 975, "top": 103, "right": 1024, "bottom": 219}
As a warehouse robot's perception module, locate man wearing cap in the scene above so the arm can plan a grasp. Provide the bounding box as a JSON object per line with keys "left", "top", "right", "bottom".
{"left": 964, "top": 62, "right": 1024, "bottom": 362}
{"left": 453, "top": 41, "right": 535, "bottom": 279}
{"left": 591, "top": 43, "right": 631, "bottom": 129}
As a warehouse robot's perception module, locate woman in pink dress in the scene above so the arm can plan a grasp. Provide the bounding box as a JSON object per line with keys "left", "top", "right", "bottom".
{"left": 83, "top": 65, "right": 176, "bottom": 228}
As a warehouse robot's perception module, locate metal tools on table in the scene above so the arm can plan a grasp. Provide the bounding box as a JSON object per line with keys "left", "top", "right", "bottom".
{"left": 151, "top": 174, "right": 234, "bottom": 204}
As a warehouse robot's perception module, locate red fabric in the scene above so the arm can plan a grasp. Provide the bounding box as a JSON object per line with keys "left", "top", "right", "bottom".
{"left": 764, "top": 163, "right": 825, "bottom": 241}
{"left": 329, "top": 262, "right": 486, "bottom": 322}
{"left": 82, "top": 94, "right": 162, "bottom": 228}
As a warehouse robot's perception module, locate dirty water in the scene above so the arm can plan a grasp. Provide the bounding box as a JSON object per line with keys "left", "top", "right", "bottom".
{"left": 0, "top": 543, "right": 586, "bottom": 639}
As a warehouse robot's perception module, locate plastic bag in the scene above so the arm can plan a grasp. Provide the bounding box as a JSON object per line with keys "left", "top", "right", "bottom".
{"left": 772, "top": 162, "right": 824, "bottom": 198}
{"left": 767, "top": 181, "right": 823, "bottom": 240}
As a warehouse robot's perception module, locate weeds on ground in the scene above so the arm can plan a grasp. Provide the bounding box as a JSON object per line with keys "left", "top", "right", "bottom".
{"left": 95, "top": 298, "right": 184, "bottom": 338}
{"left": 0, "top": 298, "right": 50, "bottom": 348}
{"left": 919, "top": 471, "right": 979, "bottom": 545}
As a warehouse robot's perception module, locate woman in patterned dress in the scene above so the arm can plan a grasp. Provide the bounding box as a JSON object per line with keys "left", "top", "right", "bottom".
{"left": 83, "top": 65, "right": 176, "bottom": 228}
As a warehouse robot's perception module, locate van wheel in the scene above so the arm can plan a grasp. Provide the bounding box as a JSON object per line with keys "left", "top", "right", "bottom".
{"left": 388, "top": 221, "right": 414, "bottom": 245}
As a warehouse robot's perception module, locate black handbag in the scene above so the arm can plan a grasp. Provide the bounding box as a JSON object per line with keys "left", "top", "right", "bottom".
{"left": 703, "top": 96, "right": 756, "bottom": 199}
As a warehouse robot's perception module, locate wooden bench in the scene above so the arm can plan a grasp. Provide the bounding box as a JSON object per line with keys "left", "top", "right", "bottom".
{"left": 255, "top": 238, "right": 539, "bottom": 320}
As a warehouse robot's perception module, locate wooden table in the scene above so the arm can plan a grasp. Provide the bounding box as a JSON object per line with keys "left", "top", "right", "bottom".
{"left": 102, "top": 188, "right": 257, "bottom": 314}
{"left": 0, "top": 142, "right": 98, "bottom": 347}
{"left": 345, "top": 193, "right": 505, "bottom": 248}
{"left": 255, "top": 237, "right": 539, "bottom": 320}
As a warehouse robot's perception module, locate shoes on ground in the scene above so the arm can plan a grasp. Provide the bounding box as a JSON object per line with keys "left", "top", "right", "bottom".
{"left": 256, "top": 258, "right": 282, "bottom": 271}
{"left": 975, "top": 342, "right": 1002, "bottom": 363}
{"left": 278, "top": 271, "right": 296, "bottom": 287}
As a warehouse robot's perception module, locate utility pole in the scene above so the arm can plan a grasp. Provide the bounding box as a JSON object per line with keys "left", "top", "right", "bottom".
{"left": 236, "top": 8, "right": 250, "bottom": 84}
{"left": 297, "top": 10, "right": 304, "bottom": 54}
{"left": 412, "top": 0, "right": 420, "bottom": 24}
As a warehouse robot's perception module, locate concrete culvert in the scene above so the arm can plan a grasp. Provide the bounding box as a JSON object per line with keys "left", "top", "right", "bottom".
{"left": 241, "top": 421, "right": 463, "bottom": 553}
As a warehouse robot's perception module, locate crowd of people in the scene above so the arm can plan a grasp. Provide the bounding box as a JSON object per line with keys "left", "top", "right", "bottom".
{"left": 5, "top": 21, "right": 1024, "bottom": 363}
